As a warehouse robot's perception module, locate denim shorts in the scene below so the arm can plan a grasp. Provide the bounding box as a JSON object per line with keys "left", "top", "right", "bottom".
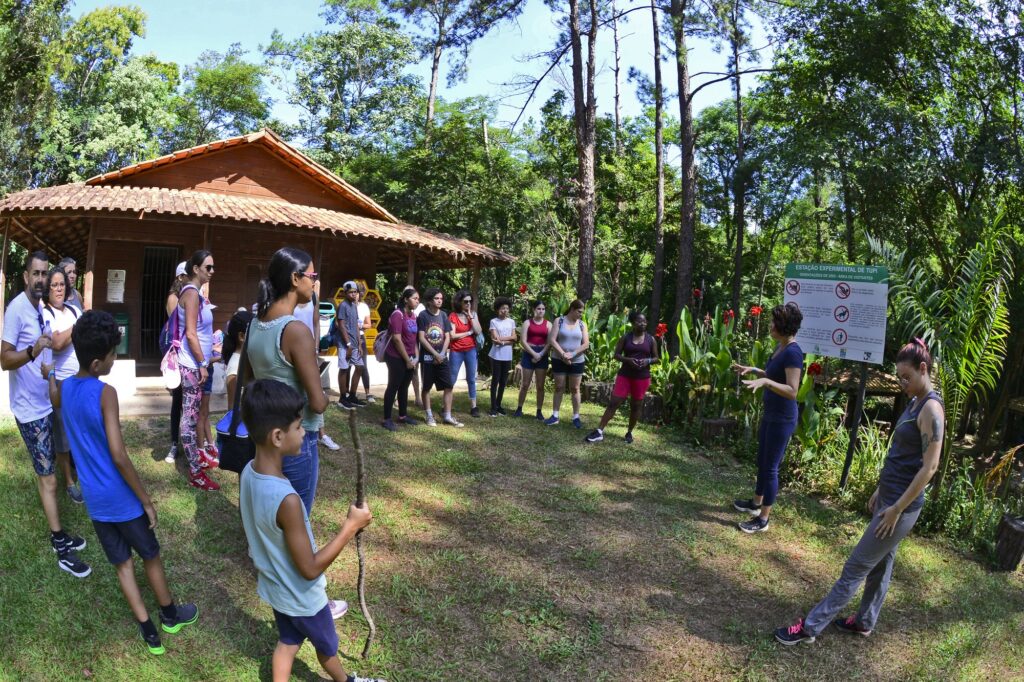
{"left": 17, "top": 414, "right": 55, "bottom": 476}
{"left": 521, "top": 345, "right": 549, "bottom": 370}
{"left": 273, "top": 603, "right": 338, "bottom": 657}
{"left": 92, "top": 512, "right": 161, "bottom": 565}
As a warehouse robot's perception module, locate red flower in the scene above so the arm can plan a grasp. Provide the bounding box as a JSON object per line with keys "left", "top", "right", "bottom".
{"left": 807, "top": 362, "right": 823, "bottom": 376}
{"left": 723, "top": 309, "right": 735, "bottom": 324}
{"left": 693, "top": 287, "right": 702, "bottom": 299}
{"left": 750, "top": 305, "right": 763, "bottom": 317}
{"left": 655, "top": 322, "right": 668, "bottom": 338}
{"left": 518, "top": 283, "right": 528, "bottom": 295}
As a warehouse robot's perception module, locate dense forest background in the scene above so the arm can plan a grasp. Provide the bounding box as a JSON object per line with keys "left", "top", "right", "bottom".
{"left": 2, "top": 0, "right": 1023, "bottom": 460}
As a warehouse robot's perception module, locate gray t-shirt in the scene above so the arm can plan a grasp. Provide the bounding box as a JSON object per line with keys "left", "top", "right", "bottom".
{"left": 337, "top": 300, "right": 361, "bottom": 347}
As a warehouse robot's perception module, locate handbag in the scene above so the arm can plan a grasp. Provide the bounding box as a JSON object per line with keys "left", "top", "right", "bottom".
{"left": 160, "top": 286, "right": 204, "bottom": 389}
{"left": 216, "top": 321, "right": 255, "bottom": 474}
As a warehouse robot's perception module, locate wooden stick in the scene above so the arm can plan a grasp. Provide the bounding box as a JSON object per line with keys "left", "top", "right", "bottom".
{"left": 347, "top": 409, "right": 376, "bottom": 658}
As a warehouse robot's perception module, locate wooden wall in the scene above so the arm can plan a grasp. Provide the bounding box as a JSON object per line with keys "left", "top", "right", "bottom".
{"left": 87, "top": 217, "right": 378, "bottom": 361}
{"left": 103, "top": 145, "right": 371, "bottom": 216}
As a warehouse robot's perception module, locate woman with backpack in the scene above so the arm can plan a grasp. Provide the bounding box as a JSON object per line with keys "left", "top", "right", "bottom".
{"left": 544, "top": 299, "right": 590, "bottom": 429}
{"left": 381, "top": 287, "right": 421, "bottom": 431}
{"left": 41, "top": 267, "right": 83, "bottom": 504}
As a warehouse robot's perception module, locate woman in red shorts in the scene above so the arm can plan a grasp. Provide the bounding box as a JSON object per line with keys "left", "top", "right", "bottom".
{"left": 585, "top": 310, "right": 658, "bottom": 444}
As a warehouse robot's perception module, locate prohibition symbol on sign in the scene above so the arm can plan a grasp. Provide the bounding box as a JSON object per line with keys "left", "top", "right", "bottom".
{"left": 832, "top": 328, "right": 848, "bottom": 345}
{"left": 786, "top": 280, "right": 800, "bottom": 295}
{"left": 835, "top": 282, "right": 851, "bottom": 299}
{"left": 834, "top": 305, "right": 850, "bottom": 322}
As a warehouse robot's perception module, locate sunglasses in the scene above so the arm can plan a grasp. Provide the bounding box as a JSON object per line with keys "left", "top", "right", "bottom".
{"left": 204, "top": 265, "right": 215, "bottom": 272}
{"left": 462, "top": 299, "right": 473, "bottom": 304}
{"left": 300, "top": 271, "right": 319, "bottom": 282}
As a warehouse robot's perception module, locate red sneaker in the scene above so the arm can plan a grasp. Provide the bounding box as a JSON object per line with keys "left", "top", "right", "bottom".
{"left": 199, "top": 445, "right": 219, "bottom": 469}
{"left": 188, "top": 470, "right": 220, "bottom": 491}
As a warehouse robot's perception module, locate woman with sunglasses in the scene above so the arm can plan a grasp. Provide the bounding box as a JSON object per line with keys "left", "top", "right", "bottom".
{"left": 176, "top": 250, "right": 220, "bottom": 490}
{"left": 246, "top": 248, "right": 329, "bottom": 513}
{"left": 41, "top": 267, "right": 82, "bottom": 503}
{"left": 448, "top": 289, "right": 483, "bottom": 418}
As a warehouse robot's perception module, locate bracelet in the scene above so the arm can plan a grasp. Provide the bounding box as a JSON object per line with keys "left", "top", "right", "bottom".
{"left": 48, "top": 369, "right": 56, "bottom": 379}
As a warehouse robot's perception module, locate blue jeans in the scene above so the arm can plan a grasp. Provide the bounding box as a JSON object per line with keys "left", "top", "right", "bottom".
{"left": 755, "top": 418, "right": 796, "bottom": 506}
{"left": 449, "top": 349, "right": 478, "bottom": 401}
{"left": 282, "top": 431, "right": 319, "bottom": 515}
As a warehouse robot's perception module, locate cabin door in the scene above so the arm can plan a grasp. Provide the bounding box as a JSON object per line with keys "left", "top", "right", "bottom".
{"left": 140, "top": 246, "right": 181, "bottom": 360}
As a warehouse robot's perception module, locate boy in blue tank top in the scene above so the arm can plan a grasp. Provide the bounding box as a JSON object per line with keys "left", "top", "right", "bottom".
{"left": 239, "top": 379, "right": 383, "bottom": 682}
{"left": 44, "top": 311, "right": 198, "bottom": 655}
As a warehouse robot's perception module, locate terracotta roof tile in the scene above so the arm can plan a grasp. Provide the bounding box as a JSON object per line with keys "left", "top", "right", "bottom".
{"left": 0, "top": 184, "right": 512, "bottom": 266}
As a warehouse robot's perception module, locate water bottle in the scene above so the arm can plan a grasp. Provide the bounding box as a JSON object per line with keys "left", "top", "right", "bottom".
{"left": 40, "top": 320, "right": 53, "bottom": 367}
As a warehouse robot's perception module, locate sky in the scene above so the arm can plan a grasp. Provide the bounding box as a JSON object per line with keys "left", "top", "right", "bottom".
{"left": 71, "top": 0, "right": 771, "bottom": 132}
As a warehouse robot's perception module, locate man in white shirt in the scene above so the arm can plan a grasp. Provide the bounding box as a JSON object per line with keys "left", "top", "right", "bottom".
{"left": 0, "top": 251, "right": 90, "bottom": 577}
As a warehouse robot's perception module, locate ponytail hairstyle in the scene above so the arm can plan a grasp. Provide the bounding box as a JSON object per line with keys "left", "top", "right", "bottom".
{"left": 530, "top": 299, "right": 547, "bottom": 321}
{"left": 895, "top": 337, "right": 933, "bottom": 372}
{"left": 566, "top": 299, "right": 585, "bottom": 315}
{"left": 222, "top": 309, "right": 254, "bottom": 366}
{"left": 396, "top": 286, "right": 418, "bottom": 311}
{"left": 257, "top": 247, "right": 312, "bottom": 318}
{"left": 186, "top": 249, "right": 212, "bottom": 280}
{"left": 771, "top": 302, "right": 803, "bottom": 336}
{"left": 627, "top": 309, "right": 646, "bottom": 324}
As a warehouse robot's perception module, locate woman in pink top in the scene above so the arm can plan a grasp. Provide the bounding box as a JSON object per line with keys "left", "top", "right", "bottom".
{"left": 514, "top": 300, "right": 551, "bottom": 419}
{"left": 382, "top": 288, "right": 420, "bottom": 431}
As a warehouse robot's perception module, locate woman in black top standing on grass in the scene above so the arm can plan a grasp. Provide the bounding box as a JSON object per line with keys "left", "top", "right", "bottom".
{"left": 585, "top": 311, "right": 658, "bottom": 444}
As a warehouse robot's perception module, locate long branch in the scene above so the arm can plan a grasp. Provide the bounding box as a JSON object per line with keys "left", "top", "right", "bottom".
{"left": 347, "top": 409, "right": 376, "bottom": 659}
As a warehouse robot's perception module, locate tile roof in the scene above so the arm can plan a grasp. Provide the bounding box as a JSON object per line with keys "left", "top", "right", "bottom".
{"left": 0, "top": 184, "right": 513, "bottom": 266}
{"left": 84, "top": 129, "right": 400, "bottom": 224}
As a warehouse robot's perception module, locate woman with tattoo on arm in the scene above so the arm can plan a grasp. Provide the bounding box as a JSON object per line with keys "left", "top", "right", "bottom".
{"left": 774, "top": 339, "right": 944, "bottom": 645}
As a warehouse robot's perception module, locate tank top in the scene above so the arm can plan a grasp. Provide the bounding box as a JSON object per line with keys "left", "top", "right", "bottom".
{"left": 239, "top": 463, "right": 327, "bottom": 617}
{"left": 617, "top": 333, "right": 657, "bottom": 380}
{"left": 246, "top": 315, "right": 324, "bottom": 432}
{"left": 61, "top": 376, "right": 143, "bottom": 522}
{"left": 449, "top": 311, "right": 476, "bottom": 352}
{"left": 526, "top": 318, "right": 549, "bottom": 346}
{"left": 877, "top": 390, "right": 941, "bottom": 513}
{"left": 556, "top": 316, "right": 586, "bottom": 364}
{"left": 176, "top": 285, "right": 213, "bottom": 369}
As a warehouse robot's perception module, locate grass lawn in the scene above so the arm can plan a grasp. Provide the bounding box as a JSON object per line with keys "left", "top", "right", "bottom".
{"left": 1, "top": 395, "right": 1022, "bottom": 681}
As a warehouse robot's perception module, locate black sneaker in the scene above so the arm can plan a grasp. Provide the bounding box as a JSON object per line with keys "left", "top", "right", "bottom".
{"left": 56, "top": 550, "right": 92, "bottom": 578}
{"left": 738, "top": 516, "right": 770, "bottom": 534}
{"left": 160, "top": 602, "right": 199, "bottom": 634}
{"left": 774, "top": 619, "right": 815, "bottom": 645}
{"left": 381, "top": 419, "right": 398, "bottom": 432}
{"left": 488, "top": 409, "right": 498, "bottom": 417}
{"left": 536, "top": 409, "right": 544, "bottom": 421}
{"left": 496, "top": 406, "right": 507, "bottom": 416}
{"left": 337, "top": 397, "right": 356, "bottom": 411}
{"left": 513, "top": 407, "right": 523, "bottom": 417}
{"left": 52, "top": 532, "right": 86, "bottom": 554}
{"left": 142, "top": 630, "right": 165, "bottom": 655}
{"left": 398, "top": 416, "right": 419, "bottom": 426}
{"left": 733, "top": 498, "right": 762, "bottom": 516}
{"left": 470, "top": 407, "right": 481, "bottom": 418}
{"left": 585, "top": 429, "right": 603, "bottom": 443}
{"left": 833, "top": 615, "right": 872, "bottom": 636}
{"left": 624, "top": 432, "right": 634, "bottom": 444}
{"left": 349, "top": 395, "right": 368, "bottom": 407}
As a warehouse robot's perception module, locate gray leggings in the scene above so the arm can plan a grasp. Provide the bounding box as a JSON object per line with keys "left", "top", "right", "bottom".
{"left": 803, "top": 505, "right": 921, "bottom": 636}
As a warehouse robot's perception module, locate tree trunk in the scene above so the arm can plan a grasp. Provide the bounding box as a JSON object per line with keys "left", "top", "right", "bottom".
{"left": 612, "top": 0, "right": 623, "bottom": 157}
{"left": 650, "top": 0, "right": 666, "bottom": 326}
{"left": 840, "top": 153, "right": 856, "bottom": 262}
{"left": 978, "top": 321, "right": 1024, "bottom": 449}
{"left": 425, "top": 28, "right": 444, "bottom": 134}
{"left": 671, "top": 0, "right": 697, "bottom": 353}
{"left": 729, "top": 11, "right": 745, "bottom": 316}
{"left": 812, "top": 168, "right": 824, "bottom": 260}
{"left": 570, "top": 0, "right": 598, "bottom": 302}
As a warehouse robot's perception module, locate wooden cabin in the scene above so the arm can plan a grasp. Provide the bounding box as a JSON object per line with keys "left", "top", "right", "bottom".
{"left": 0, "top": 129, "right": 511, "bottom": 399}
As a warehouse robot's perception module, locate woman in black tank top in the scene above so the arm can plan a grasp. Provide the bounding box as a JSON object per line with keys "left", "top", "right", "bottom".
{"left": 774, "top": 339, "right": 945, "bottom": 646}
{"left": 584, "top": 311, "right": 658, "bottom": 445}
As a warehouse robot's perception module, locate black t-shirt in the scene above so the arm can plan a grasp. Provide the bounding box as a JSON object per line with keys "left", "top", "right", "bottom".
{"left": 417, "top": 309, "right": 451, "bottom": 363}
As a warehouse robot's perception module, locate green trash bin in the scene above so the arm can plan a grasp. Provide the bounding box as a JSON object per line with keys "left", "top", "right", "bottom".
{"left": 114, "top": 313, "right": 129, "bottom": 356}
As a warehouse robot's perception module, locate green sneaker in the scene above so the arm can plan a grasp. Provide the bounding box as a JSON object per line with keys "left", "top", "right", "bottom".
{"left": 160, "top": 602, "right": 199, "bottom": 634}
{"left": 143, "top": 631, "right": 165, "bottom": 655}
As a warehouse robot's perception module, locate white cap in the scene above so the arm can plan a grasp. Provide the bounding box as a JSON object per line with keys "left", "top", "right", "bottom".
{"left": 175, "top": 261, "right": 187, "bottom": 277}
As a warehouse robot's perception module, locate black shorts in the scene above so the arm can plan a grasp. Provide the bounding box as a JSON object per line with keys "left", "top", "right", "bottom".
{"left": 92, "top": 512, "right": 160, "bottom": 565}
{"left": 421, "top": 360, "right": 454, "bottom": 392}
{"left": 273, "top": 604, "right": 339, "bottom": 657}
{"left": 550, "top": 358, "right": 585, "bottom": 376}
{"left": 520, "top": 345, "right": 549, "bottom": 370}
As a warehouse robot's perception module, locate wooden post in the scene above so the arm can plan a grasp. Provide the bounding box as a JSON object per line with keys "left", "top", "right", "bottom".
{"left": 84, "top": 218, "right": 96, "bottom": 311}
{"left": 203, "top": 224, "right": 212, "bottom": 300}
{"left": 406, "top": 252, "right": 416, "bottom": 287}
{"left": 470, "top": 263, "right": 481, "bottom": 314}
{"left": 840, "top": 362, "right": 870, "bottom": 489}
{"left": 994, "top": 514, "right": 1024, "bottom": 571}
{"left": 0, "top": 218, "right": 9, "bottom": 336}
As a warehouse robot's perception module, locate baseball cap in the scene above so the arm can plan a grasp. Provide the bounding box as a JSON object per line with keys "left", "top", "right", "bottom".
{"left": 344, "top": 280, "right": 358, "bottom": 291}
{"left": 175, "top": 261, "right": 187, "bottom": 277}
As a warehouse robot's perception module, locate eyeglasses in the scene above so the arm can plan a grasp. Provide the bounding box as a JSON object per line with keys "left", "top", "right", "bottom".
{"left": 462, "top": 299, "right": 473, "bottom": 304}
{"left": 204, "top": 265, "right": 215, "bottom": 272}
{"left": 300, "top": 272, "right": 319, "bottom": 282}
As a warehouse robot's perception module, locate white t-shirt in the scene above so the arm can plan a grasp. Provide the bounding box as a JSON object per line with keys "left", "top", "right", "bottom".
{"left": 225, "top": 351, "right": 241, "bottom": 379}
{"left": 41, "top": 304, "right": 81, "bottom": 379}
{"left": 357, "top": 302, "right": 370, "bottom": 337}
{"left": 2, "top": 292, "right": 52, "bottom": 422}
{"left": 488, "top": 317, "right": 517, "bottom": 362}
{"left": 294, "top": 301, "right": 317, "bottom": 340}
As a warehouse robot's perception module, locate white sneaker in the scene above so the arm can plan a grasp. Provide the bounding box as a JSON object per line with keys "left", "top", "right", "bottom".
{"left": 365, "top": 394, "right": 376, "bottom": 403}
{"left": 328, "top": 599, "right": 348, "bottom": 619}
{"left": 425, "top": 414, "right": 437, "bottom": 427}
{"left": 320, "top": 434, "right": 341, "bottom": 451}
{"left": 443, "top": 416, "right": 464, "bottom": 428}
{"left": 164, "top": 445, "right": 177, "bottom": 463}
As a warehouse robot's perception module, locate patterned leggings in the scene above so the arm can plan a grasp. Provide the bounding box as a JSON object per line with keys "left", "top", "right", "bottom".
{"left": 179, "top": 367, "right": 204, "bottom": 474}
